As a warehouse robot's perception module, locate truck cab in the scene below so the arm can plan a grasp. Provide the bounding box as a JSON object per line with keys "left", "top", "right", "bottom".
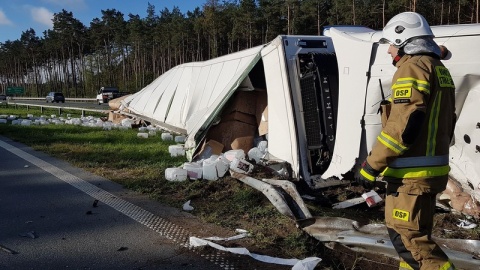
{"left": 97, "top": 87, "right": 120, "bottom": 105}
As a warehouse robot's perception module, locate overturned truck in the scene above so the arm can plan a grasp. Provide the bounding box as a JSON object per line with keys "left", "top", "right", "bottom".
{"left": 119, "top": 24, "right": 480, "bottom": 268}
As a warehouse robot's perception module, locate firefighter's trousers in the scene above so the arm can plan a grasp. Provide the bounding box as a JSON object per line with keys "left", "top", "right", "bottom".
{"left": 385, "top": 182, "right": 455, "bottom": 270}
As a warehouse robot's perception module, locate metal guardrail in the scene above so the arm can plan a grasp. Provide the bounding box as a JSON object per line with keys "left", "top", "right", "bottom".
{"left": 11, "top": 97, "right": 97, "bottom": 102}
{"left": 1, "top": 100, "right": 109, "bottom": 116}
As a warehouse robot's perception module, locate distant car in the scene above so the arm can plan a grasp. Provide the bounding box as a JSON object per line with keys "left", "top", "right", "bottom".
{"left": 46, "top": 92, "right": 65, "bottom": 103}
{"left": 0, "top": 94, "right": 6, "bottom": 100}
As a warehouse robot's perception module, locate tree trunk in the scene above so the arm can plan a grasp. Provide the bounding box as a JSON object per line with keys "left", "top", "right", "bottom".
{"left": 316, "top": 1, "right": 320, "bottom": 35}
{"left": 287, "top": 4, "right": 291, "bottom": 35}
{"left": 449, "top": 3, "right": 452, "bottom": 24}
{"left": 441, "top": 0, "right": 444, "bottom": 24}
{"left": 382, "top": 0, "right": 386, "bottom": 26}
{"left": 352, "top": 0, "right": 356, "bottom": 25}
{"left": 458, "top": 0, "right": 461, "bottom": 24}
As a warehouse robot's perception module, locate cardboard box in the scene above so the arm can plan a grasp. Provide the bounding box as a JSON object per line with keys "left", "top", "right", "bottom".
{"left": 108, "top": 111, "right": 129, "bottom": 124}
{"left": 207, "top": 120, "right": 256, "bottom": 153}
{"left": 221, "top": 111, "right": 257, "bottom": 126}
{"left": 223, "top": 91, "right": 257, "bottom": 115}
{"left": 194, "top": 139, "right": 224, "bottom": 160}
{"left": 231, "top": 136, "right": 255, "bottom": 154}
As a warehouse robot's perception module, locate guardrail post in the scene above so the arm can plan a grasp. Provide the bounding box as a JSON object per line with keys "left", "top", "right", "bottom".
{"left": 58, "top": 108, "right": 62, "bottom": 115}
{"left": 41, "top": 106, "right": 44, "bottom": 114}
{"left": 81, "top": 110, "right": 85, "bottom": 117}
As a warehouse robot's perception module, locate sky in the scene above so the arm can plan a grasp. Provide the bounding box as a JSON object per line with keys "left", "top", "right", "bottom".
{"left": 0, "top": 0, "right": 207, "bottom": 43}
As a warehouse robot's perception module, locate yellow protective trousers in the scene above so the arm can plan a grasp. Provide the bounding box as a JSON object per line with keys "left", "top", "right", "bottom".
{"left": 385, "top": 185, "right": 455, "bottom": 270}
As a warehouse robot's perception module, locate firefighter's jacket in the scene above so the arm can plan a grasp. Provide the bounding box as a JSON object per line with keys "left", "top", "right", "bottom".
{"left": 366, "top": 54, "right": 456, "bottom": 193}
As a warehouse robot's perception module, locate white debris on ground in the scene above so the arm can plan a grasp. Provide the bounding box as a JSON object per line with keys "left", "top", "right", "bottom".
{"left": 456, "top": 218, "right": 478, "bottom": 229}
{"left": 0, "top": 113, "right": 135, "bottom": 130}
{"left": 189, "top": 236, "right": 321, "bottom": 270}
{"left": 165, "top": 141, "right": 264, "bottom": 182}
{"left": 182, "top": 200, "right": 194, "bottom": 211}
{"left": 203, "top": 228, "right": 251, "bottom": 241}
{"left": 0, "top": 113, "right": 274, "bottom": 184}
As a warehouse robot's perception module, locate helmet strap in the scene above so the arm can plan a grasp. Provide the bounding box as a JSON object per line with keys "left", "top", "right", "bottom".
{"left": 392, "top": 48, "right": 405, "bottom": 66}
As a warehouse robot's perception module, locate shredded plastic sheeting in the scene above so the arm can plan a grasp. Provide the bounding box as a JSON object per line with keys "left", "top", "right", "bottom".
{"left": 182, "top": 200, "right": 194, "bottom": 211}
{"left": 203, "top": 229, "right": 250, "bottom": 241}
{"left": 189, "top": 237, "right": 321, "bottom": 270}
{"left": 456, "top": 219, "right": 478, "bottom": 229}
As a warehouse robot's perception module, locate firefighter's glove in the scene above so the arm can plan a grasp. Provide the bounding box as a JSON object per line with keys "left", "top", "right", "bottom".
{"left": 355, "top": 161, "right": 380, "bottom": 190}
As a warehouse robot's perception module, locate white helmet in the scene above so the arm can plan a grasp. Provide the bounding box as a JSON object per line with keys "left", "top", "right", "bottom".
{"left": 380, "top": 12, "right": 434, "bottom": 47}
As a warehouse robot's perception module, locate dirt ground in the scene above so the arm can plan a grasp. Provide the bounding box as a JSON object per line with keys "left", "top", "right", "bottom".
{"left": 305, "top": 182, "right": 480, "bottom": 269}
{"left": 132, "top": 162, "right": 479, "bottom": 269}
{"left": 184, "top": 165, "right": 480, "bottom": 269}
{"left": 316, "top": 183, "right": 479, "bottom": 240}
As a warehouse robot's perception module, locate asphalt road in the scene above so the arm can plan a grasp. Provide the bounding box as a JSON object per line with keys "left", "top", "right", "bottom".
{"left": 0, "top": 136, "right": 230, "bottom": 270}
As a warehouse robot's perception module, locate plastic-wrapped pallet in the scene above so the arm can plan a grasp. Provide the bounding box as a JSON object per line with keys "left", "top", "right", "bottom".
{"left": 175, "top": 135, "right": 186, "bottom": 143}
{"left": 183, "top": 162, "right": 203, "bottom": 180}
{"left": 137, "top": 132, "right": 149, "bottom": 138}
{"left": 165, "top": 168, "right": 188, "bottom": 182}
{"left": 216, "top": 156, "right": 230, "bottom": 177}
{"left": 223, "top": 149, "right": 245, "bottom": 161}
{"left": 161, "top": 132, "right": 173, "bottom": 141}
{"left": 247, "top": 147, "right": 263, "bottom": 164}
{"left": 202, "top": 157, "right": 219, "bottom": 181}
{"left": 169, "top": 145, "right": 185, "bottom": 157}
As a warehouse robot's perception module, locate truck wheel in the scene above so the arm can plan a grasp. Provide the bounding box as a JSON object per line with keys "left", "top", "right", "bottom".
{"left": 103, "top": 98, "right": 108, "bottom": 103}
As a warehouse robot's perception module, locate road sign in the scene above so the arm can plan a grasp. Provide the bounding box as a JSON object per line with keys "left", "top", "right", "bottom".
{"left": 6, "top": 86, "right": 25, "bottom": 95}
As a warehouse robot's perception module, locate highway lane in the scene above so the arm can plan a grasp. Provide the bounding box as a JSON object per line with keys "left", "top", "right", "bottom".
{"left": 0, "top": 136, "right": 229, "bottom": 270}
{"left": 0, "top": 136, "right": 292, "bottom": 270}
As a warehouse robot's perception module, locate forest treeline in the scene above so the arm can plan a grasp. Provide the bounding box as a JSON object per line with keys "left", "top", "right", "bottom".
{"left": 0, "top": 0, "right": 478, "bottom": 98}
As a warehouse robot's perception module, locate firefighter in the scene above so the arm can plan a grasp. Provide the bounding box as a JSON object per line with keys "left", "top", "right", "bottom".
{"left": 355, "top": 12, "right": 456, "bottom": 270}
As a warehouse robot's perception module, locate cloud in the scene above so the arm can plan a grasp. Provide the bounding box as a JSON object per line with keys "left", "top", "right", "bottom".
{"left": 0, "top": 9, "right": 13, "bottom": 25}
{"left": 42, "top": 0, "right": 87, "bottom": 10}
{"left": 30, "top": 7, "right": 54, "bottom": 28}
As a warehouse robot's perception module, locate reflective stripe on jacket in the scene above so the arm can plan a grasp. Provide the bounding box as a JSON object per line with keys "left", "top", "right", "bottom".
{"left": 398, "top": 260, "right": 455, "bottom": 270}
{"left": 366, "top": 54, "right": 456, "bottom": 181}
{"left": 382, "top": 155, "right": 450, "bottom": 179}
